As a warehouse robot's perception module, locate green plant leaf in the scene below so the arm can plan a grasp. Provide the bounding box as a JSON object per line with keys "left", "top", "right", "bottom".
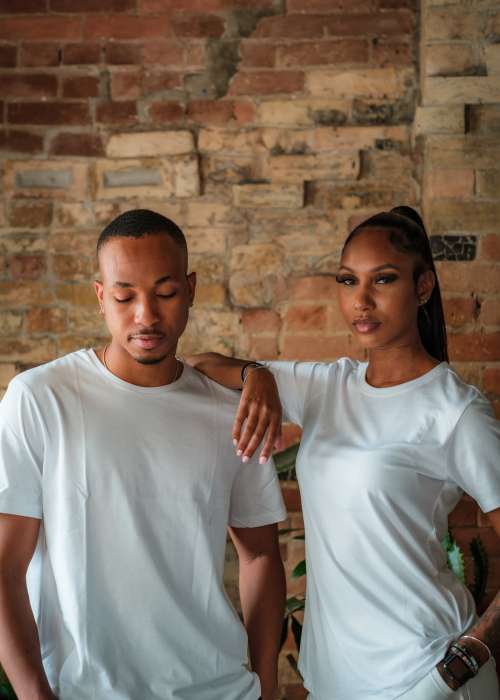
{"left": 292, "top": 559, "right": 306, "bottom": 579}
{"left": 279, "top": 615, "right": 289, "bottom": 652}
{"left": 443, "top": 532, "right": 465, "bottom": 583}
{"left": 274, "top": 443, "right": 299, "bottom": 477}
{"left": 286, "top": 596, "right": 305, "bottom": 614}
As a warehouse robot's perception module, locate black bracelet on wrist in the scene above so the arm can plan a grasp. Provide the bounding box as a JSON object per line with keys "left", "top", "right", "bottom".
{"left": 240, "top": 361, "right": 263, "bottom": 385}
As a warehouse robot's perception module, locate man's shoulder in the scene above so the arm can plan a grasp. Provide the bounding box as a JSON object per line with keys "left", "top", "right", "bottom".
{"left": 8, "top": 349, "right": 89, "bottom": 397}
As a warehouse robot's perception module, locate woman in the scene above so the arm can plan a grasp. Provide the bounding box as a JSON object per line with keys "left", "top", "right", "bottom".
{"left": 189, "top": 207, "right": 500, "bottom": 700}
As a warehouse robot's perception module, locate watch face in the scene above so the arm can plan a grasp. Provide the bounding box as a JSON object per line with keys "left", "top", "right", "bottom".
{"left": 444, "top": 654, "right": 474, "bottom": 685}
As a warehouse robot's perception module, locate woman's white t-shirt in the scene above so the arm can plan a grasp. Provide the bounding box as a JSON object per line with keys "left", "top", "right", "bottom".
{"left": 267, "top": 358, "right": 500, "bottom": 700}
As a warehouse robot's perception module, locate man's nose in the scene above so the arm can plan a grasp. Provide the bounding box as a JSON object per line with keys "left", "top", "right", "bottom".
{"left": 134, "top": 297, "right": 160, "bottom": 326}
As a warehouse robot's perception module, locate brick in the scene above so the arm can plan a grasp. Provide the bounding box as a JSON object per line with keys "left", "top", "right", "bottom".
{"left": 186, "top": 200, "right": 232, "bottom": 226}
{"left": 8, "top": 102, "right": 90, "bottom": 126}
{"left": 425, "top": 135, "right": 500, "bottom": 169}
{"left": 229, "top": 71, "right": 304, "bottom": 96}
{"left": 436, "top": 262, "right": 500, "bottom": 294}
{"left": 61, "top": 75, "right": 100, "bottom": 98}
{"left": 424, "top": 76, "right": 500, "bottom": 106}
{"left": 49, "top": 132, "right": 104, "bottom": 157}
{"left": 54, "top": 202, "right": 94, "bottom": 228}
{"left": 280, "top": 333, "right": 361, "bottom": 360}
{"left": 142, "top": 40, "right": 185, "bottom": 66}
{"left": 426, "top": 169, "right": 474, "bottom": 199}
{"left": 414, "top": 105, "right": 464, "bottom": 134}
{"left": 94, "top": 157, "right": 196, "bottom": 200}
{"left": 8, "top": 201, "right": 52, "bottom": 228}
{"left": 49, "top": 230, "right": 97, "bottom": 256}
{"left": 63, "top": 42, "right": 101, "bottom": 65}
{"left": 429, "top": 201, "right": 500, "bottom": 233}
{"left": 0, "top": 0, "right": 47, "bottom": 10}
{"left": 484, "top": 367, "right": 500, "bottom": 395}
{"left": 0, "top": 73, "right": 57, "bottom": 99}
{"left": 476, "top": 171, "right": 500, "bottom": 199}
{"left": 171, "top": 14, "right": 225, "bottom": 39}
{"left": 149, "top": 101, "right": 185, "bottom": 123}
{"left": 0, "top": 45, "right": 17, "bottom": 68}
{"left": 278, "top": 39, "right": 369, "bottom": 67}
{"left": 288, "top": 275, "right": 337, "bottom": 301}
{"left": 5, "top": 160, "right": 88, "bottom": 201}
{"left": 0, "top": 130, "right": 44, "bottom": 154}
{"left": 106, "top": 42, "right": 143, "bottom": 65}
{"left": 425, "top": 9, "right": 479, "bottom": 41}
{"left": 233, "top": 183, "right": 304, "bottom": 209}
{"left": 424, "top": 44, "right": 477, "bottom": 78}
{"left": 0, "top": 17, "right": 82, "bottom": 42}
{"left": 51, "top": 0, "right": 135, "bottom": 10}
{"left": 0, "top": 337, "right": 56, "bottom": 364}
{"left": 443, "top": 296, "right": 478, "bottom": 328}
{"left": 9, "top": 254, "right": 46, "bottom": 280}
{"left": 479, "top": 299, "right": 500, "bottom": 327}
{"left": 0, "top": 311, "right": 24, "bottom": 337}
{"left": 52, "top": 254, "right": 92, "bottom": 281}
{"left": 110, "top": 68, "right": 142, "bottom": 100}
{"left": 173, "top": 155, "right": 200, "bottom": 197}
{"left": 469, "top": 105, "right": 500, "bottom": 134}
{"left": 0, "top": 364, "right": 16, "bottom": 388}
{"left": 95, "top": 100, "right": 137, "bottom": 125}
{"left": 84, "top": 14, "right": 172, "bottom": 40}
{"left": 254, "top": 15, "right": 329, "bottom": 39}
{"left": 0, "top": 233, "right": 46, "bottom": 256}
{"left": 55, "top": 283, "right": 98, "bottom": 308}
{"left": 285, "top": 304, "right": 328, "bottom": 332}
{"left": 257, "top": 99, "right": 349, "bottom": 127}
{"left": 481, "top": 234, "right": 500, "bottom": 261}
{"left": 239, "top": 41, "right": 276, "bottom": 68}
{"left": 246, "top": 335, "right": 278, "bottom": 359}
{"left": 187, "top": 100, "right": 234, "bottom": 126}
{"left": 234, "top": 100, "right": 256, "bottom": 125}
{"left": 21, "top": 44, "right": 59, "bottom": 69}
{"left": 269, "top": 152, "right": 359, "bottom": 182}
{"left": 106, "top": 131, "right": 193, "bottom": 157}
{"left": 0, "top": 281, "right": 53, "bottom": 308}
{"left": 485, "top": 44, "right": 500, "bottom": 76}
{"left": 194, "top": 283, "right": 226, "bottom": 307}
{"left": 307, "top": 67, "right": 412, "bottom": 99}
{"left": 241, "top": 309, "right": 281, "bottom": 334}
{"left": 448, "top": 333, "right": 500, "bottom": 361}
{"left": 229, "top": 243, "right": 284, "bottom": 307}
{"left": 26, "top": 307, "right": 66, "bottom": 334}
{"left": 372, "top": 41, "right": 412, "bottom": 66}
{"left": 144, "top": 69, "right": 182, "bottom": 94}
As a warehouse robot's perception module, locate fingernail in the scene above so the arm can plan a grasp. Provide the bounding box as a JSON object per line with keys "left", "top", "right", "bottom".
{"left": 233, "top": 439, "right": 238, "bottom": 446}
{"left": 236, "top": 449, "right": 242, "bottom": 457}
{"left": 259, "top": 456, "right": 267, "bottom": 464}
{"left": 242, "top": 455, "right": 249, "bottom": 464}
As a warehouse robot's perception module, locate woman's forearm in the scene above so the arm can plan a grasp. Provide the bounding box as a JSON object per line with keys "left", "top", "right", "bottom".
{"left": 463, "top": 590, "right": 500, "bottom": 663}
{"left": 185, "top": 352, "right": 249, "bottom": 390}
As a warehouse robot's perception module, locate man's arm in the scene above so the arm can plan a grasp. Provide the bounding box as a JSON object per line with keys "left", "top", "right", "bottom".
{"left": 186, "top": 353, "right": 282, "bottom": 462}
{"left": 229, "top": 524, "right": 286, "bottom": 700}
{"left": 0, "top": 513, "right": 56, "bottom": 700}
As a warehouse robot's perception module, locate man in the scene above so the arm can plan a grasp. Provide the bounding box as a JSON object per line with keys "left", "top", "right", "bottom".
{"left": 0, "top": 209, "right": 286, "bottom": 700}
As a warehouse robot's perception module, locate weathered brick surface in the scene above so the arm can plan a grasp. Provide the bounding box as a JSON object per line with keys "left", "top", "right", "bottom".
{"left": 0, "top": 0, "right": 498, "bottom": 693}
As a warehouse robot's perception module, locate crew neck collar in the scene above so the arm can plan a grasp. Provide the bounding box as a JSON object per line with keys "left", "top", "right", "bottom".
{"left": 357, "top": 361, "right": 448, "bottom": 397}
{"left": 87, "top": 348, "right": 187, "bottom": 394}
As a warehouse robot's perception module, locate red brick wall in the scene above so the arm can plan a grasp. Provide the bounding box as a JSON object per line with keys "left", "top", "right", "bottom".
{"left": 0, "top": 1, "right": 499, "bottom": 697}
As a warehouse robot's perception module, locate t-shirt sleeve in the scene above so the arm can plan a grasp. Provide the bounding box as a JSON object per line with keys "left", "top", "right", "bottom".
{"left": 0, "top": 379, "right": 43, "bottom": 519}
{"left": 228, "top": 454, "right": 287, "bottom": 528}
{"left": 446, "top": 395, "right": 500, "bottom": 513}
{"left": 263, "top": 361, "right": 328, "bottom": 426}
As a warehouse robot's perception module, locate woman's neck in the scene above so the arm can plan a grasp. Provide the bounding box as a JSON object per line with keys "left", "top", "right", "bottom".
{"left": 365, "top": 342, "right": 441, "bottom": 388}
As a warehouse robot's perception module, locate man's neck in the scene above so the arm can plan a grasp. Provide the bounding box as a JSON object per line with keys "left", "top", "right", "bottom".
{"left": 98, "top": 344, "right": 181, "bottom": 387}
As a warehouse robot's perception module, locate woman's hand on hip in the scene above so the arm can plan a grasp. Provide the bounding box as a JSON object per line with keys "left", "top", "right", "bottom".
{"left": 233, "top": 367, "right": 283, "bottom": 463}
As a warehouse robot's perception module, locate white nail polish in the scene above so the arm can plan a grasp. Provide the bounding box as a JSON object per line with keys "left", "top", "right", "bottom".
{"left": 259, "top": 456, "right": 267, "bottom": 464}
{"left": 232, "top": 439, "right": 238, "bottom": 446}
{"left": 242, "top": 456, "right": 249, "bottom": 464}
{"left": 236, "top": 449, "right": 242, "bottom": 457}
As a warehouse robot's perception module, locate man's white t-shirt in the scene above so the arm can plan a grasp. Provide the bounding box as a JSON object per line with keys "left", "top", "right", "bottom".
{"left": 0, "top": 350, "right": 286, "bottom": 700}
{"left": 266, "top": 358, "right": 500, "bottom": 700}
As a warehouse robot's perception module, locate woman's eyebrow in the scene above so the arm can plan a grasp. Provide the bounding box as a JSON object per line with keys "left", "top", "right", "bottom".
{"left": 338, "top": 264, "right": 400, "bottom": 273}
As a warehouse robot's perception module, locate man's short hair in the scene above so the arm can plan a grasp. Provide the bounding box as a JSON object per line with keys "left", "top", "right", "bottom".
{"left": 97, "top": 209, "right": 188, "bottom": 260}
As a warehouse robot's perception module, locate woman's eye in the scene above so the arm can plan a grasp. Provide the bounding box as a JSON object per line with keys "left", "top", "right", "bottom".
{"left": 375, "top": 275, "right": 398, "bottom": 285}
{"left": 335, "top": 275, "right": 356, "bottom": 286}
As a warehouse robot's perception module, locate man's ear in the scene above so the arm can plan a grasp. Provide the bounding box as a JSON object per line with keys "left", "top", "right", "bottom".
{"left": 94, "top": 280, "right": 104, "bottom": 313}
{"left": 187, "top": 271, "right": 196, "bottom": 307}
{"left": 416, "top": 269, "right": 435, "bottom": 305}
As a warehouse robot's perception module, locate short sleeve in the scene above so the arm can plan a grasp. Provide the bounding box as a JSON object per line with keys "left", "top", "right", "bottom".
{"left": 446, "top": 395, "right": 500, "bottom": 513}
{"left": 0, "top": 378, "right": 43, "bottom": 519}
{"left": 228, "top": 454, "right": 286, "bottom": 528}
{"left": 263, "top": 361, "right": 330, "bottom": 426}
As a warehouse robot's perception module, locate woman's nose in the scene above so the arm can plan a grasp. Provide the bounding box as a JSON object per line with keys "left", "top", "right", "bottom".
{"left": 353, "top": 286, "right": 374, "bottom": 310}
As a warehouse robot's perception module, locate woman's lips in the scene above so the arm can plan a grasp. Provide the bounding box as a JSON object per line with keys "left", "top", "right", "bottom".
{"left": 131, "top": 335, "right": 165, "bottom": 349}
{"left": 353, "top": 320, "right": 381, "bottom": 334}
